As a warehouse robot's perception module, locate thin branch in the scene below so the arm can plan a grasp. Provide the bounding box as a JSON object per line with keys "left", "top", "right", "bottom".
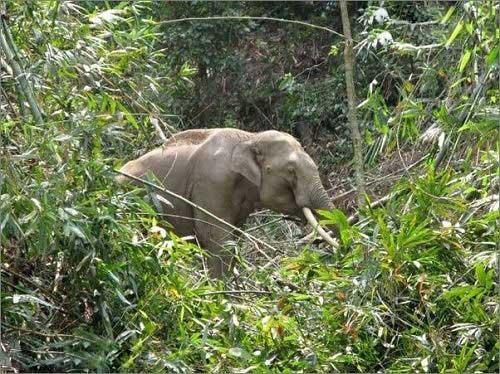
{"left": 2, "top": 324, "right": 95, "bottom": 342}
{"left": 200, "top": 290, "right": 271, "bottom": 296}
{"left": 251, "top": 102, "right": 273, "bottom": 127}
{"left": 159, "top": 16, "right": 344, "bottom": 39}
{"left": 391, "top": 42, "right": 443, "bottom": 52}
{"left": 389, "top": 20, "right": 440, "bottom": 27}
{"left": 0, "top": 84, "right": 18, "bottom": 116}
{"left": 246, "top": 217, "right": 284, "bottom": 233}
{"left": 150, "top": 117, "right": 168, "bottom": 142}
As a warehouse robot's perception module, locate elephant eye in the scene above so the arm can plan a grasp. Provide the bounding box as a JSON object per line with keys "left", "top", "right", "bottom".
{"left": 287, "top": 165, "right": 295, "bottom": 174}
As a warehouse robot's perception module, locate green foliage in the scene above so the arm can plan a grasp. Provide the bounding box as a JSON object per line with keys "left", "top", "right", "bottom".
{"left": 1, "top": 0, "right": 498, "bottom": 372}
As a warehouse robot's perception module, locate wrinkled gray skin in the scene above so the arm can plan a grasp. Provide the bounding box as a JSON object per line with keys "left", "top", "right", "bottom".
{"left": 117, "top": 128, "right": 332, "bottom": 277}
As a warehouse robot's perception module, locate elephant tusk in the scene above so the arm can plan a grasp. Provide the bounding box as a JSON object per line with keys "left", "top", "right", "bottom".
{"left": 302, "top": 207, "right": 339, "bottom": 249}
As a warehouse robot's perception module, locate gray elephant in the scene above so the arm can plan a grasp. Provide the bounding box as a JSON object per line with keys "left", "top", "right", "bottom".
{"left": 116, "top": 128, "right": 334, "bottom": 277}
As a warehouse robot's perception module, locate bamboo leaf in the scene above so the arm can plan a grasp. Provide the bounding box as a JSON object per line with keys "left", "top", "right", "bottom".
{"left": 458, "top": 49, "right": 472, "bottom": 72}
{"left": 486, "top": 46, "right": 498, "bottom": 66}
{"left": 446, "top": 20, "right": 464, "bottom": 46}
{"left": 441, "top": 6, "right": 456, "bottom": 24}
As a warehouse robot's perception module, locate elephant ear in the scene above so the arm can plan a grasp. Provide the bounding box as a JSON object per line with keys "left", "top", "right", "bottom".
{"left": 231, "top": 140, "right": 261, "bottom": 186}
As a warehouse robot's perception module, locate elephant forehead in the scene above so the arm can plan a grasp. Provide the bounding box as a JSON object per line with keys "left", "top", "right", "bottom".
{"left": 258, "top": 131, "right": 300, "bottom": 145}
{"left": 291, "top": 151, "right": 318, "bottom": 169}
{"left": 263, "top": 138, "right": 302, "bottom": 154}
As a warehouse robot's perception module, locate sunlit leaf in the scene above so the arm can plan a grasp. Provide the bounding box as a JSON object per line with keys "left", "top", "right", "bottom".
{"left": 458, "top": 49, "right": 472, "bottom": 72}
{"left": 446, "top": 20, "right": 464, "bottom": 46}
{"left": 441, "top": 6, "right": 456, "bottom": 24}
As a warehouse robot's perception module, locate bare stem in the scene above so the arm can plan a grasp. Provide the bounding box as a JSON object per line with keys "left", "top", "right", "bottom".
{"left": 0, "top": 16, "right": 44, "bottom": 125}
{"left": 339, "top": 1, "right": 365, "bottom": 207}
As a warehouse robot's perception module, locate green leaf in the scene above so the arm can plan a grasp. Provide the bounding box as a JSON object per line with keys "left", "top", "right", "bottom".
{"left": 115, "top": 288, "right": 133, "bottom": 306}
{"left": 64, "top": 223, "right": 87, "bottom": 240}
{"left": 328, "top": 45, "right": 339, "bottom": 56}
{"left": 319, "top": 209, "right": 351, "bottom": 245}
{"left": 441, "top": 6, "right": 456, "bottom": 24}
{"left": 465, "top": 22, "right": 474, "bottom": 35}
{"left": 475, "top": 263, "right": 493, "bottom": 289}
{"left": 116, "top": 102, "right": 138, "bottom": 129}
{"left": 446, "top": 20, "right": 464, "bottom": 46}
{"left": 458, "top": 49, "right": 472, "bottom": 72}
{"left": 441, "top": 285, "right": 483, "bottom": 302}
{"left": 486, "top": 46, "right": 498, "bottom": 66}
{"left": 289, "top": 292, "right": 313, "bottom": 301}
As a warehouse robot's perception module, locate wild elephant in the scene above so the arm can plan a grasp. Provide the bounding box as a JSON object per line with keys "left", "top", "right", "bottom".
{"left": 116, "top": 128, "right": 335, "bottom": 277}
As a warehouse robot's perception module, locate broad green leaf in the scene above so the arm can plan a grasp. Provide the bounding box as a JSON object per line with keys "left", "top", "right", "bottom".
{"left": 475, "top": 263, "right": 494, "bottom": 289}
{"left": 116, "top": 102, "right": 138, "bottom": 128}
{"left": 115, "top": 288, "right": 133, "bottom": 306}
{"left": 441, "top": 285, "right": 483, "bottom": 302}
{"left": 289, "top": 292, "right": 313, "bottom": 301}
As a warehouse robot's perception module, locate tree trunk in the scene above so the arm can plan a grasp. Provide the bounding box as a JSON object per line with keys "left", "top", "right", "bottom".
{"left": 339, "top": 0, "right": 365, "bottom": 207}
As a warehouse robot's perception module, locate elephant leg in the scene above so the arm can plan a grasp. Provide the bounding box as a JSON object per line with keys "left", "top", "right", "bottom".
{"left": 207, "top": 240, "right": 236, "bottom": 279}
{"left": 193, "top": 212, "right": 236, "bottom": 278}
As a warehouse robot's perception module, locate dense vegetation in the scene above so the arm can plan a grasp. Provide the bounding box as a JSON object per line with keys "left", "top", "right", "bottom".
{"left": 1, "top": 1, "right": 498, "bottom": 372}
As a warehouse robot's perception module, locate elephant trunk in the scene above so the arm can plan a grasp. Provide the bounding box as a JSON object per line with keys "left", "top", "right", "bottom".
{"left": 307, "top": 179, "right": 333, "bottom": 211}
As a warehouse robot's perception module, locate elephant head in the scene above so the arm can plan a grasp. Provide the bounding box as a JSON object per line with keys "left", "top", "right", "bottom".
{"left": 231, "top": 130, "right": 334, "bottom": 240}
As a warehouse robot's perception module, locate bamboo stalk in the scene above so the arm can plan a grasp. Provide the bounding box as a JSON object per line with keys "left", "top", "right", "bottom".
{"left": 0, "top": 16, "right": 44, "bottom": 125}
{"left": 339, "top": 1, "right": 365, "bottom": 207}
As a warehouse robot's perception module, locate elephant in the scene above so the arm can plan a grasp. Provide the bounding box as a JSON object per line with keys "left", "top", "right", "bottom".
{"left": 116, "top": 128, "right": 335, "bottom": 277}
